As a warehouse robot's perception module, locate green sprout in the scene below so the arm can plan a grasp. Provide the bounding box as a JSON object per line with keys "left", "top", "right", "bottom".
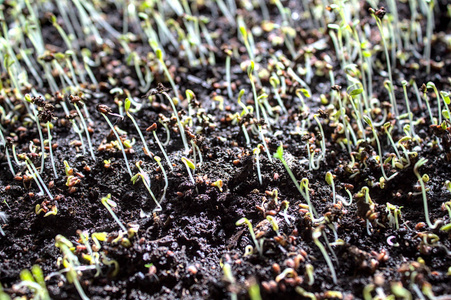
{"left": 266, "top": 215, "right": 280, "bottom": 236}
{"left": 181, "top": 156, "right": 196, "bottom": 185}
{"left": 369, "top": 7, "right": 398, "bottom": 117}
{"left": 97, "top": 104, "right": 133, "bottom": 177}
{"left": 0, "top": 212, "right": 7, "bottom": 236}
{"left": 427, "top": 82, "right": 442, "bottom": 124}
{"left": 273, "top": 143, "right": 307, "bottom": 199}
{"left": 221, "top": 262, "right": 237, "bottom": 300}
{"left": 131, "top": 161, "right": 162, "bottom": 212}
{"left": 54, "top": 235, "right": 89, "bottom": 300}
{"left": 312, "top": 227, "right": 337, "bottom": 284}
{"left": 305, "top": 263, "right": 314, "bottom": 286}
{"left": 147, "top": 123, "right": 173, "bottom": 171}
{"left": 270, "top": 75, "right": 287, "bottom": 114}
{"left": 236, "top": 217, "right": 263, "bottom": 256}
{"left": 154, "top": 156, "right": 168, "bottom": 204}
{"left": 325, "top": 171, "right": 336, "bottom": 204}
{"left": 13, "top": 265, "right": 50, "bottom": 300}
{"left": 253, "top": 144, "right": 263, "bottom": 185}
{"left": 124, "top": 98, "right": 152, "bottom": 157}
{"left": 247, "top": 277, "right": 262, "bottom": 300}
{"left": 413, "top": 159, "right": 441, "bottom": 229}
{"left": 386, "top": 202, "right": 403, "bottom": 230}
{"left": 100, "top": 194, "right": 128, "bottom": 232}
{"left": 363, "top": 115, "right": 398, "bottom": 182}
{"left": 295, "top": 286, "right": 317, "bottom": 300}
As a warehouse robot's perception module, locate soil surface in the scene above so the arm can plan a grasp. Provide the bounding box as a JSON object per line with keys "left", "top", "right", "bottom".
{"left": 0, "top": 0, "right": 451, "bottom": 299}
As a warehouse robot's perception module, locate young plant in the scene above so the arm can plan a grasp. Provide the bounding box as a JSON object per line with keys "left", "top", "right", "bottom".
{"left": 155, "top": 49, "right": 179, "bottom": 101}
{"left": 413, "top": 159, "right": 441, "bottom": 229}
{"left": 96, "top": 104, "right": 132, "bottom": 177}
{"left": 369, "top": 7, "right": 398, "bottom": 117}
{"left": 386, "top": 202, "right": 403, "bottom": 230}
{"left": 154, "top": 156, "right": 168, "bottom": 204}
{"left": 273, "top": 143, "right": 307, "bottom": 200}
{"left": 54, "top": 235, "right": 89, "bottom": 300}
{"left": 181, "top": 156, "right": 196, "bottom": 185}
{"left": 325, "top": 172, "right": 336, "bottom": 204}
{"left": 0, "top": 212, "right": 7, "bottom": 236}
{"left": 131, "top": 161, "right": 162, "bottom": 212}
{"left": 363, "top": 116, "right": 398, "bottom": 182}
{"left": 224, "top": 47, "right": 234, "bottom": 100}
{"left": 221, "top": 261, "right": 238, "bottom": 300}
{"left": 100, "top": 194, "right": 128, "bottom": 233}
{"left": 253, "top": 144, "right": 263, "bottom": 185}
{"left": 13, "top": 265, "right": 50, "bottom": 300}
{"left": 270, "top": 75, "right": 287, "bottom": 114}
{"left": 146, "top": 123, "right": 173, "bottom": 170}
{"left": 124, "top": 98, "right": 151, "bottom": 157}
{"left": 149, "top": 83, "right": 189, "bottom": 153}
{"left": 236, "top": 217, "right": 263, "bottom": 256}
{"left": 312, "top": 227, "right": 337, "bottom": 284}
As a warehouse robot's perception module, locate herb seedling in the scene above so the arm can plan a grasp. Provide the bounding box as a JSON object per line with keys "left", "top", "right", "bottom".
{"left": 13, "top": 265, "right": 50, "bottom": 300}
{"left": 131, "top": 161, "right": 162, "bottom": 212}
{"left": 325, "top": 172, "right": 336, "bottom": 204}
{"left": 312, "top": 227, "right": 337, "bottom": 284}
{"left": 150, "top": 83, "right": 189, "bottom": 153}
{"left": 363, "top": 116, "right": 398, "bottom": 182}
{"left": 181, "top": 156, "right": 196, "bottom": 185}
{"left": 369, "top": 7, "right": 398, "bottom": 117}
{"left": 54, "top": 235, "right": 90, "bottom": 300}
{"left": 253, "top": 144, "right": 263, "bottom": 185}
{"left": 124, "top": 98, "right": 151, "bottom": 157}
{"left": 413, "top": 159, "right": 440, "bottom": 229}
{"left": 236, "top": 217, "right": 263, "bottom": 256}
{"left": 100, "top": 194, "right": 128, "bottom": 232}
{"left": 0, "top": 212, "right": 7, "bottom": 236}
{"left": 96, "top": 104, "right": 132, "bottom": 177}
{"left": 146, "top": 123, "right": 173, "bottom": 170}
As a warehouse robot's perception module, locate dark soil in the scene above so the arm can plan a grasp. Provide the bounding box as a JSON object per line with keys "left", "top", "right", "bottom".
{"left": 1, "top": 0, "right": 451, "bottom": 299}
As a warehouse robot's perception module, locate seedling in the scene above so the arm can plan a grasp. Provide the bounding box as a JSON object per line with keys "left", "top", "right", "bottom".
{"left": 295, "top": 286, "right": 317, "bottom": 300}
{"left": 13, "top": 265, "right": 50, "bottom": 300}
{"left": 221, "top": 261, "right": 238, "bottom": 300}
{"left": 236, "top": 217, "right": 263, "bottom": 256}
{"left": 131, "top": 161, "right": 162, "bottom": 212}
{"left": 146, "top": 123, "right": 173, "bottom": 171}
{"left": 363, "top": 115, "right": 398, "bottom": 182}
{"left": 100, "top": 194, "right": 127, "bottom": 233}
{"left": 224, "top": 47, "right": 234, "bottom": 99}
{"left": 369, "top": 7, "right": 397, "bottom": 117}
{"left": 305, "top": 263, "right": 314, "bottom": 286}
{"left": 155, "top": 49, "right": 179, "bottom": 101}
{"left": 211, "top": 179, "right": 224, "bottom": 192}
{"left": 154, "top": 156, "right": 168, "bottom": 203}
{"left": 181, "top": 156, "right": 196, "bottom": 185}
{"left": 386, "top": 202, "right": 403, "bottom": 230}
{"left": 413, "top": 159, "right": 440, "bottom": 229}
{"left": 312, "top": 227, "right": 337, "bottom": 284}
{"left": 270, "top": 75, "right": 287, "bottom": 114}
{"left": 266, "top": 216, "right": 280, "bottom": 236}
{"left": 273, "top": 143, "right": 307, "bottom": 199}
{"left": 150, "top": 83, "right": 189, "bottom": 153}
{"left": 0, "top": 212, "right": 7, "bottom": 236}
{"left": 54, "top": 235, "right": 89, "bottom": 300}
{"left": 124, "top": 98, "right": 151, "bottom": 157}
{"left": 427, "top": 82, "right": 442, "bottom": 124}
{"left": 253, "top": 144, "right": 263, "bottom": 185}
{"left": 325, "top": 172, "right": 336, "bottom": 204}
{"left": 96, "top": 104, "right": 132, "bottom": 177}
